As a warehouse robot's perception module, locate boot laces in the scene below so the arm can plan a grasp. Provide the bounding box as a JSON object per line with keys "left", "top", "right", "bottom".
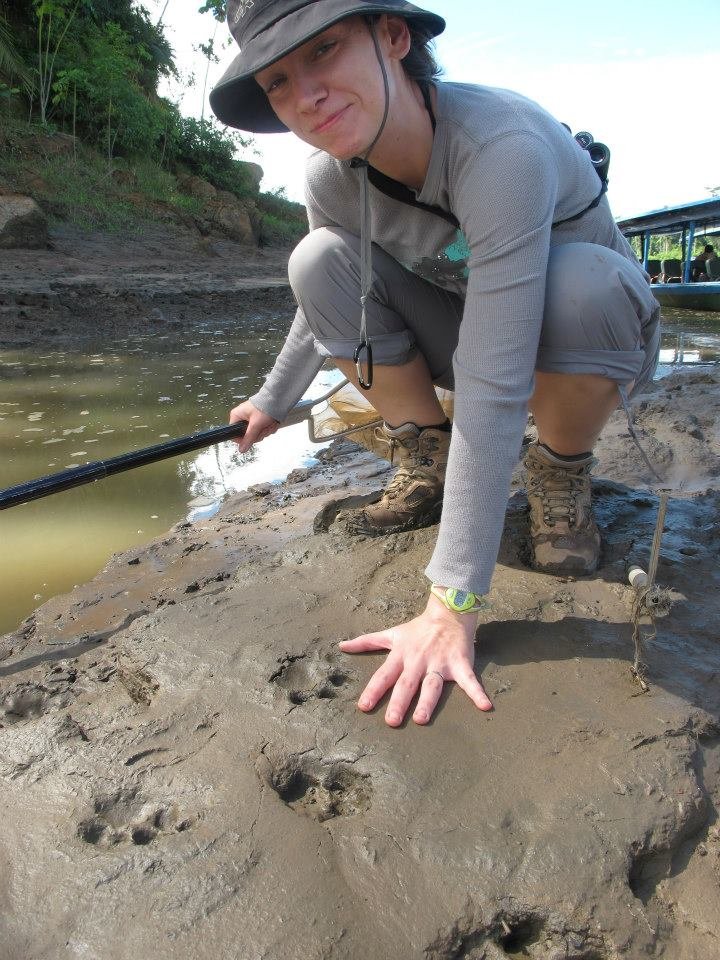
{"left": 528, "top": 463, "right": 590, "bottom": 527}
{"left": 375, "top": 427, "right": 437, "bottom": 464}
{"left": 374, "top": 428, "right": 410, "bottom": 465}
{"left": 384, "top": 463, "right": 417, "bottom": 499}
{"left": 373, "top": 428, "right": 438, "bottom": 499}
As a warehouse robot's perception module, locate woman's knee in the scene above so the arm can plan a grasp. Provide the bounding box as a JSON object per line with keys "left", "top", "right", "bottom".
{"left": 288, "top": 226, "right": 359, "bottom": 297}
{"left": 288, "top": 227, "right": 421, "bottom": 365}
{"left": 288, "top": 226, "right": 459, "bottom": 377}
{"left": 544, "top": 243, "right": 648, "bottom": 348}
{"left": 538, "top": 243, "right": 655, "bottom": 383}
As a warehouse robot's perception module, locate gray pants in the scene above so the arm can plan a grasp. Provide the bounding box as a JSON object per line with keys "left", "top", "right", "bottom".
{"left": 289, "top": 226, "right": 661, "bottom": 394}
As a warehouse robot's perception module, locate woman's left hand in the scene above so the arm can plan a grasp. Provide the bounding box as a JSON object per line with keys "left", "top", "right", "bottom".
{"left": 338, "top": 594, "right": 493, "bottom": 726}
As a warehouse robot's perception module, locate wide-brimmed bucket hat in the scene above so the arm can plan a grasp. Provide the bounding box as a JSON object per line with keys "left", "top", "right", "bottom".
{"left": 209, "top": 0, "right": 445, "bottom": 133}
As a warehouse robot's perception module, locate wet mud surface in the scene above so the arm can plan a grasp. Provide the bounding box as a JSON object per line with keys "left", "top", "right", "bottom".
{"left": 1, "top": 369, "right": 719, "bottom": 959}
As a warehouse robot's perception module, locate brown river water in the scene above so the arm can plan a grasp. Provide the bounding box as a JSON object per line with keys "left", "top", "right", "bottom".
{"left": 1, "top": 306, "right": 718, "bottom": 636}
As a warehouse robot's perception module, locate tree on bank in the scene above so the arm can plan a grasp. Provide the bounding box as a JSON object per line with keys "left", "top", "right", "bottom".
{"left": 34, "top": 0, "right": 86, "bottom": 124}
{"left": 0, "top": 0, "right": 255, "bottom": 198}
{"left": 198, "top": 1, "right": 228, "bottom": 22}
{"left": 0, "top": 9, "right": 33, "bottom": 101}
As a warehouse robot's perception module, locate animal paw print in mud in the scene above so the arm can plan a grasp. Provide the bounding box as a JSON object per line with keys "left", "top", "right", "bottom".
{"left": 77, "top": 787, "right": 192, "bottom": 847}
{"left": 257, "top": 752, "right": 371, "bottom": 822}
{"left": 0, "top": 659, "right": 157, "bottom": 729}
{"left": 1, "top": 683, "right": 51, "bottom": 726}
{"left": 0, "top": 671, "right": 76, "bottom": 726}
{"left": 269, "top": 652, "right": 351, "bottom": 706}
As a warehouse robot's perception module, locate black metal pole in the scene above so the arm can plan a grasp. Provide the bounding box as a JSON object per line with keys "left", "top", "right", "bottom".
{"left": 0, "top": 422, "right": 249, "bottom": 511}
{"left": 0, "top": 383, "right": 344, "bottom": 512}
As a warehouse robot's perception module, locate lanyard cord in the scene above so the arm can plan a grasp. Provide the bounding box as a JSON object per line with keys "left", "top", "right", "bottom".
{"left": 348, "top": 19, "right": 390, "bottom": 390}
{"left": 420, "top": 81, "right": 436, "bottom": 133}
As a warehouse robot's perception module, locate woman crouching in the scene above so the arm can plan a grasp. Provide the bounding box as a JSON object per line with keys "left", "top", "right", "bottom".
{"left": 210, "top": 0, "right": 661, "bottom": 728}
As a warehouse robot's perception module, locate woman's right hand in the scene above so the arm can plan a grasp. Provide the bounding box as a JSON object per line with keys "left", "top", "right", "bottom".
{"left": 229, "top": 400, "right": 280, "bottom": 454}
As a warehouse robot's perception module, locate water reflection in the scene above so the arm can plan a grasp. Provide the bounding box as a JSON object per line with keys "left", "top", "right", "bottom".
{"left": 656, "top": 306, "right": 720, "bottom": 376}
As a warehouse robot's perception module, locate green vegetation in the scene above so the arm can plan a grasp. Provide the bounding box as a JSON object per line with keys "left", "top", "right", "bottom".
{"left": 0, "top": 118, "right": 202, "bottom": 230}
{"left": 255, "top": 188, "right": 309, "bottom": 246}
{"left": 629, "top": 233, "right": 717, "bottom": 263}
{"left": 0, "top": 0, "right": 306, "bottom": 243}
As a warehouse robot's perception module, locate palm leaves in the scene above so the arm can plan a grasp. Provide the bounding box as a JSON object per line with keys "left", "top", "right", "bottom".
{"left": 0, "top": 12, "right": 33, "bottom": 93}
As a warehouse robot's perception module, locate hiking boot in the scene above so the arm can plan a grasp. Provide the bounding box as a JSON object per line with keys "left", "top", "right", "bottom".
{"left": 346, "top": 422, "right": 450, "bottom": 536}
{"left": 524, "top": 443, "right": 601, "bottom": 575}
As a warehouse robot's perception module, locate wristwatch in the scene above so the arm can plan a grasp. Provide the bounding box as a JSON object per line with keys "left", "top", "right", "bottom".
{"left": 430, "top": 585, "right": 486, "bottom": 614}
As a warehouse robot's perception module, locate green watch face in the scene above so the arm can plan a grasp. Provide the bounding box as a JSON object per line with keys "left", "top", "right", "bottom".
{"left": 446, "top": 589, "right": 476, "bottom": 612}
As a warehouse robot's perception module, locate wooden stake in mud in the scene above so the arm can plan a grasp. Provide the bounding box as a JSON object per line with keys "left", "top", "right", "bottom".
{"left": 628, "top": 492, "right": 673, "bottom": 692}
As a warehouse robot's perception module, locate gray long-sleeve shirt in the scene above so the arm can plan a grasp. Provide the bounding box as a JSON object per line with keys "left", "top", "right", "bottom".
{"left": 251, "top": 81, "right": 642, "bottom": 595}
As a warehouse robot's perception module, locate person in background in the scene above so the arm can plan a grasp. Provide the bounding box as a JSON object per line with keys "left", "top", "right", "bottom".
{"left": 692, "top": 243, "right": 715, "bottom": 281}
{"left": 210, "top": 0, "right": 661, "bottom": 728}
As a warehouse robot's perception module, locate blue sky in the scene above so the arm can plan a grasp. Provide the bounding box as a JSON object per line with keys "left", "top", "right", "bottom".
{"left": 156, "top": 0, "right": 719, "bottom": 217}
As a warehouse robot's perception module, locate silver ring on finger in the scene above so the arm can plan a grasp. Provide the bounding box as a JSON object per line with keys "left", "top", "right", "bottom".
{"left": 425, "top": 670, "right": 445, "bottom": 683}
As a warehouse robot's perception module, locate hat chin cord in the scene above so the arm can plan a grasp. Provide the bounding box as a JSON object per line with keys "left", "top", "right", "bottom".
{"left": 348, "top": 19, "right": 390, "bottom": 390}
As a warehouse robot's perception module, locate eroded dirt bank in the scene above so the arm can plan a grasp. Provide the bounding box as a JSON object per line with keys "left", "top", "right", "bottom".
{"left": 0, "top": 222, "right": 295, "bottom": 347}
{"left": 1, "top": 370, "right": 719, "bottom": 960}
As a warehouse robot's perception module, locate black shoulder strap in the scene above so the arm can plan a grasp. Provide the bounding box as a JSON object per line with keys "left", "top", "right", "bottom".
{"left": 420, "top": 82, "right": 436, "bottom": 133}
{"left": 366, "top": 165, "right": 461, "bottom": 229}
{"left": 552, "top": 181, "right": 607, "bottom": 228}
{"left": 364, "top": 98, "right": 606, "bottom": 234}
{"left": 364, "top": 82, "right": 460, "bottom": 229}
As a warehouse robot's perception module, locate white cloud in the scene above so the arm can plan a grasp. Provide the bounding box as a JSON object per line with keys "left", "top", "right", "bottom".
{"left": 440, "top": 49, "right": 717, "bottom": 217}
{"left": 243, "top": 134, "right": 313, "bottom": 201}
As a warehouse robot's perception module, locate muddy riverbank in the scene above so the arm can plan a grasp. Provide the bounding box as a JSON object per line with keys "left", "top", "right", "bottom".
{"left": 1, "top": 365, "right": 719, "bottom": 959}
{"left": 0, "top": 221, "right": 295, "bottom": 347}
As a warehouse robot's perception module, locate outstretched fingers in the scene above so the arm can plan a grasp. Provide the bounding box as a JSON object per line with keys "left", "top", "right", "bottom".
{"left": 383, "top": 666, "right": 429, "bottom": 727}
{"left": 412, "top": 670, "right": 446, "bottom": 725}
{"left": 356, "top": 657, "right": 403, "bottom": 715}
{"left": 454, "top": 663, "right": 493, "bottom": 712}
{"left": 338, "top": 615, "right": 492, "bottom": 727}
{"left": 338, "top": 631, "right": 394, "bottom": 654}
